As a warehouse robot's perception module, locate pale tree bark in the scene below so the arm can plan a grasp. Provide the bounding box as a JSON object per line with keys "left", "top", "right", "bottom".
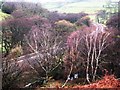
{"left": 85, "top": 31, "right": 110, "bottom": 82}
{"left": 24, "top": 29, "right": 64, "bottom": 87}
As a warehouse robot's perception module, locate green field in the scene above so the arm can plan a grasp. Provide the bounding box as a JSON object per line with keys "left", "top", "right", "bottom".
{"left": 42, "top": 1, "right": 106, "bottom": 14}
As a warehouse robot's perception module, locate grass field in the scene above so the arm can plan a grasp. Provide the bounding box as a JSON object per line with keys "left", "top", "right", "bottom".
{"left": 42, "top": 1, "right": 106, "bottom": 14}
{"left": 42, "top": 1, "right": 106, "bottom": 22}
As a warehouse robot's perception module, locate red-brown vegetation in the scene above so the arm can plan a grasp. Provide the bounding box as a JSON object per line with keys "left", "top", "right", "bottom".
{"left": 1, "top": 2, "right": 120, "bottom": 89}
{"left": 73, "top": 75, "right": 120, "bottom": 88}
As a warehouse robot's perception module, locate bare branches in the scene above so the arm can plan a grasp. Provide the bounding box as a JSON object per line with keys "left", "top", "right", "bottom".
{"left": 66, "top": 23, "right": 111, "bottom": 83}
{"left": 2, "top": 58, "right": 23, "bottom": 89}
{"left": 24, "top": 28, "right": 64, "bottom": 83}
{"left": 85, "top": 30, "right": 110, "bottom": 82}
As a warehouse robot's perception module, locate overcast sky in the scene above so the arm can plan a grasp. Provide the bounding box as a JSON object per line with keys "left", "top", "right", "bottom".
{"left": 2, "top": 0, "right": 120, "bottom": 3}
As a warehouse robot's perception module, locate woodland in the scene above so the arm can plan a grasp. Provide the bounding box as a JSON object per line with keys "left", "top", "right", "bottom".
{"left": 0, "top": 1, "right": 120, "bottom": 90}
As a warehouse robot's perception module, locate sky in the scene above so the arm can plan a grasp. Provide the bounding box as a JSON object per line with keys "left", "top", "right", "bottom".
{"left": 1, "top": 0, "right": 120, "bottom": 3}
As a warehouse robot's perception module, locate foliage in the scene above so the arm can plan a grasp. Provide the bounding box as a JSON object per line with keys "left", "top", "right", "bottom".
{"left": 54, "top": 20, "right": 76, "bottom": 32}
{"left": 75, "top": 16, "right": 91, "bottom": 26}
{"left": 48, "top": 11, "right": 87, "bottom": 23}
{"left": 96, "top": 10, "right": 107, "bottom": 24}
{"left": 65, "top": 22, "right": 112, "bottom": 83}
{"left": 96, "top": 1, "right": 119, "bottom": 24}
{"left": 22, "top": 26, "right": 65, "bottom": 87}
{"left": 2, "top": 6, "right": 65, "bottom": 87}
{"left": 2, "top": 58, "right": 23, "bottom": 89}
{"left": 73, "top": 75, "right": 120, "bottom": 88}
{"left": 62, "top": 13, "right": 88, "bottom": 23}
{"left": 102, "top": 12, "right": 120, "bottom": 78}
{"left": 1, "top": 2, "right": 16, "bottom": 14}
{"left": 0, "top": 11, "right": 11, "bottom": 21}
{"left": 103, "top": 1, "right": 119, "bottom": 16}
{"left": 52, "top": 20, "right": 77, "bottom": 52}
{"left": 22, "top": 16, "right": 52, "bottom": 54}
{"left": 13, "top": 2, "right": 49, "bottom": 17}
{"left": 106, "top": 12, "right": 120, "bottom": 29}
{"left": 11, "top": 10, "right": 28, "bottom": 18}
{"left": 2, "top": 15, "right": 51, "bottom": 56}
{"left": 55, "top": 20, "right": 74, "bottom": 27}
{"left": 1, "top": 2, "right": 49, "bottom": 17}
{"left": 2, "top": 17, "right": 32, "bottom": 56}
{"left": 1, "top": 1, "right": 120, "bottom": 88}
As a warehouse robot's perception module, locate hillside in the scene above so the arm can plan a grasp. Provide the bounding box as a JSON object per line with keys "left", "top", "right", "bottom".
{"left": 1, "top": 1, "right": 120, "bottom": 89}
{"left": 41, "top": 1, "right": 106, "bottom": 14}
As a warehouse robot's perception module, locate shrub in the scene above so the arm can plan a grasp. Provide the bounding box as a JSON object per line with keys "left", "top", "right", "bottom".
{"left": 53, "top": 20, "right": 77, "bottom": 51}
{"left": 22, "top": 26, "right": 65, "bottom": 86}
{"left": 55, "top": 20, "right": 74, "bottom": 27}
{"left": 2, "top": 58, "right": 23, "bottom": 89}
{"left": 2, "top": 15, "right": 51, "bottom": 56}
{"left": 2, "top": 17, "right": 33, "bottom": 56}
{"left": 54, "top": 20, "right": 76, "bottom": 32}
{"left": 106, "top": 12, "right": 120, "bottom": 30}
{"left": 11, "top": 10, "right": 27, "bottom": 18}
{"left": 73, "top": 75, "right": 120, "bottom": 88}
{"left": 75, "top": 16, "right": 91, "bottom": 27}
{"left": 2, "top": 2, "right": 16, "bottom": 14}
{"left": 62, "top": 13, "right": 88, "bottom": 23}
{"left": 47, "top": 11, "right": 88, "bottom": 23}
{"left": 1, "top": 2, "right": 49, "bottom": 17}
{"left": 102, "top": 12, "right": 120, "bottom": 78}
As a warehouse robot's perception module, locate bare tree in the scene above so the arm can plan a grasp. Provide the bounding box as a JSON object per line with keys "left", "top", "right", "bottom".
{"left": 24, "top": 27, "right": 65, "bottom": 87}
{"left": 66, "top": 23, "right": 111, "bottom": 83}
{"left": 85, "top": 31, "right": 110, "bottom": 83}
